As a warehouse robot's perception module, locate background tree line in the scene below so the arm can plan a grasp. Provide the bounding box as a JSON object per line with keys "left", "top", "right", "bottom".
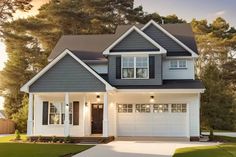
{"left": 0, "top": 0, "right": 236, "bottom": 132}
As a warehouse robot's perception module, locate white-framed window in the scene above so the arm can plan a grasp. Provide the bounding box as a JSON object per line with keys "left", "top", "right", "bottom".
{"left": 49, "top": 102, "right": 73, "bottom": 125}
{"left": 153, "top": 104, "right": 169, "bottom": 113}
{"left": 122, "top": 56, "right": 149, "bottom": 79}
{"left": 135, "top": 104, "right": 151, "bottom": 113}
{"left": 171, "top": 104, "right": 187, "bottom": 113}
{"left": 118, "top": 104, "right": 133, "bottom": 113}
{"left": 170, "top": 60, "right": 187, "bottom": 69}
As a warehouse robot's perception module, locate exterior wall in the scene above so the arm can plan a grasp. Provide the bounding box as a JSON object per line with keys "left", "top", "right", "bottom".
{"left": 89, "top": 64, "right": 108, "bottom": 74}
{"left": 30, "top": 54, "right": 106, "bottom": 92}
{"left": 33, "top": 92, "right": 200, "bottom": 137}
{"left": 108, "top": 55, "right": 162, "bottom": 85}
{"left": 162, "top": 58, "right": 195, "bottom": 80}
{"left": 111, "top": 30, "right": 159, "bottom": 52}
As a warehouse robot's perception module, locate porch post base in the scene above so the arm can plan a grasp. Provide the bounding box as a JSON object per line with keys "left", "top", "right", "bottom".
{"left": 27, "top": 120, "right": 33, "bottom": 136}
{"left": 103, "top": 120, "right": 109, "bottom": 137}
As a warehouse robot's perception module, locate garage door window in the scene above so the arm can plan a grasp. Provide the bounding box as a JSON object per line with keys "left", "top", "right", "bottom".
{"left": 153, "top": 104, "right": 169, "bottom": 113}
{"left": 171, "top": 104, "right": 187, "bottom": 113}
{"left": 135, "top": 104, "right": 150, "bottom": 113}
{"left": 118, "top": 104, "right": 133, "bottom": 113}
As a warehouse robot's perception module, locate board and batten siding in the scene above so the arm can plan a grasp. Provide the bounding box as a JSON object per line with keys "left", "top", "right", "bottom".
{"left": 108, "top": 55, "right": 162, "bottom": 86}
{"left": 162, "top": 58, "right": 195, "bottom": 80}
{"left": 111, "top": 30, "right": 159, "bottom": 52}
{"left": 29, "top": 54, "right": 106, "bottom": 92}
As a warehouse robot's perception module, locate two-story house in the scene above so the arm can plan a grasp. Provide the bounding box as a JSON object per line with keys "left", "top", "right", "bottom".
{"left": 21, "top": 20, "right": 204, "bottom": 141}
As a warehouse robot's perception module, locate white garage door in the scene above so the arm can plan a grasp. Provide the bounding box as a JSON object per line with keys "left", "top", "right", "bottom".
{"left": 117, "top": 104, "right": 188, "bottom": 137}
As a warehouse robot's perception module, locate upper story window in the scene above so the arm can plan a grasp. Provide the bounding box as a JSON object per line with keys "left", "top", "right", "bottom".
{"left": 170, "top": 60, "right": 187, "bottom": 69}
{"left": 122, "top": 56, "right": 149, "bottom": 79}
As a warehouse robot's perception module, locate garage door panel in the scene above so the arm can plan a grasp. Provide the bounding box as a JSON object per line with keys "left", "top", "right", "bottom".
{"left": 117, "top": 104, "right": 187, "bottom": 137}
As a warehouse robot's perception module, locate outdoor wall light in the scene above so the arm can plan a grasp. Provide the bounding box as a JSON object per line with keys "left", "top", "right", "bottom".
{"left": 96, "top": 95, "right": 100, "bottom": 102}
{"left": 150, "top": 96, "right": 154, "bottom": 102}
{"left": 85, "top": 102, "right": 88, "bottom": 107}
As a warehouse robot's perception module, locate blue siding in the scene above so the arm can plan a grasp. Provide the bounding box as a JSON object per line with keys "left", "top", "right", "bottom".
{"left": 111, "top": 30, "right": 159, "bottom": 52}
{"left": 29, "top": 54, "right": 106, "bottom": 92}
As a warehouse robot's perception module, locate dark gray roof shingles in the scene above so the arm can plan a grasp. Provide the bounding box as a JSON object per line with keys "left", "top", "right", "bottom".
{"left": 48, "top": 23, "right": 198, "bottom": 61}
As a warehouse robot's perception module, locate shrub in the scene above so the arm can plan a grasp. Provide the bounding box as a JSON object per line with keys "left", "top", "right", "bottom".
{"left": 52, "top": 136, "right": 58, "bottom": 143}
{"left": 15, "top": 130, "right": 21, "bottom": 140}
{"left": 64, "top": 136, "right": 72, "bottom": 143}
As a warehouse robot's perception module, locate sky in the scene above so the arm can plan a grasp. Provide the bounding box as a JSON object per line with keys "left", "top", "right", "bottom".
{"left": 0, "top": 0, "right": 235, "bottom": 109}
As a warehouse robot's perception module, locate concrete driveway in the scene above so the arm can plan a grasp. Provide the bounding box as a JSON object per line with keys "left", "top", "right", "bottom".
{"left": 74, "top": 140, "right": 217, "bottom": 157}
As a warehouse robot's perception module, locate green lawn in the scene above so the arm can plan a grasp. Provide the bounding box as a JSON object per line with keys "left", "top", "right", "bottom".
{"left": 173, "top": 144, "right": 236, "bottom": 157}
{"left": 0, "top": 143, "right": 92, "bottom": 157}
{"left": 0, "top": 135, "right": 93, "bottom": 157}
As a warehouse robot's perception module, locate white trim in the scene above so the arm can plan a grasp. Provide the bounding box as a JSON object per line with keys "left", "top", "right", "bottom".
{"left": 21, "top": 49, "right": 115, "bottom": 93}
{"left": 141, "top": 20, "right": 198, "bottom": 58}
{"left": 169, "top": 60, "right": 187, "bottom": 69}
{"left": 116, "top": 89, "right": 205, "bottom": 93}
{"left": 103, "top": 26, "right": 167, "bottom": 55}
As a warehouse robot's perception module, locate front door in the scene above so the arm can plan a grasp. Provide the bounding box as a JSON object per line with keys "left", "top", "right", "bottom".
{"left": 91, "top": 104, "right": 103, "bottom": 134}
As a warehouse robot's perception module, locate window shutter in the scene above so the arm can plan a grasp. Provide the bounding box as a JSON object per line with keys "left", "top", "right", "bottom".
{"left": 149, "top": 56, "right": 155, "bottom": 79}
{"left": 73, "top": 101, "right": 79, "bottom": 125}
{"left": 42, "top": 101, "right": 48, "bottom": 125}
{"left": 116, "top": 56, "right": 121, "bottom": 79}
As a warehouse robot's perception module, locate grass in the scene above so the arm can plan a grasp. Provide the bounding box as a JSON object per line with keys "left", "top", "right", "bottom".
{"left": 0, "top": 143, "right": 93, "bottom": 157}
{"left": 0, "top": 135, "right": 93, "bottom": 157}
{"left": 173, "top": 143, "right": 236, "bottom": 157}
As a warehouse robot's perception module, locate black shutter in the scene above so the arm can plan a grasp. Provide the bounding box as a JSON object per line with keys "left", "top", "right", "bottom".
{"left": 42, "top": 101, "right": 48, "bottom": 125}
{"left": 116, "top": 56, "right": 121, "bottom": 79}
{"left": 73, "top": 101, "right": 79, "bottom": 125}
{"left": 149, "top": 56, "right": 155, "bottom": 79}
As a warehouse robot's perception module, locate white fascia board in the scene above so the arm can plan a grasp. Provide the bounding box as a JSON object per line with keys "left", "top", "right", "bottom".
{"left": 141, "top": 20, "right": 198, "bottom": 58}
{"left": 108, "top": 51, "right": 166, "bottom": 55}
{"left": 21, "top": 49, "right": 115, "bottom": 93}
{"left": 116, "top": 88, "right": 205, "bottom": 93}
{"left": 103, "top": 26, "right": 167, "bottom": 55}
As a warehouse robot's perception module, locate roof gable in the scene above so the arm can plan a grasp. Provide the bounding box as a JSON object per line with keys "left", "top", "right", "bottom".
{"left": 21, "top": 49, "right": 114, "bottom": 92}
{"left": 111, "top": 29, "right": 159, "bottom": 52}
{"left": 103, "top": 26, "right": 166, "bottom": 55}
{"left": 142, "top": 20, "right": 198, "bottom": 57}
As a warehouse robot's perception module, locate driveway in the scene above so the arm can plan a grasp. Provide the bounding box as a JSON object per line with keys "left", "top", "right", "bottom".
{"left": 74, "top": 140, "right": 217, "bottom": 157}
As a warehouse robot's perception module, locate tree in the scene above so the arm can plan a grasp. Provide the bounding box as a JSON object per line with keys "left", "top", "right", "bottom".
{"left": 0, "top": 0, "right": 32, "bottom": 35}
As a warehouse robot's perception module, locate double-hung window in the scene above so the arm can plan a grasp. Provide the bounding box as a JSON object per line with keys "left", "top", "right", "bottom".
{"left": 170, "top": 60, "right": 187, "bottom": 69}
{"left": 49, "top": 102, "right": 73, "bottom": 125}
{"left": 122, "top": 56, "right": 149, "bottom": 79}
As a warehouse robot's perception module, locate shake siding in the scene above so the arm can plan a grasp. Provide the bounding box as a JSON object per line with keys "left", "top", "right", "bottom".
{"left": 108, "top": 55, "right": 162, "bottom": 86}
{"left": 29, "top": 54, "right": 106, "bottom": 92}
{"left": 111, "top": 31, "right": 159, "bottom": 52}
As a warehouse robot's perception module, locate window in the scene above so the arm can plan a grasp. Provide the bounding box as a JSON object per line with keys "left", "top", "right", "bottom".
{"left": 122, "top": 56, "right": 149, "bottom": 79}
{"left": 136, "top": 56, "right": 148, "bottom": 78}
{"left": 153, "top": 104, "right": 169, "bottom": 113}
{"left": 135, "top": 104, "right": 150, "bottom": 113}
{"left": 61, "top": 103, "right": 73, "bottom": 124}
{"left": 122, "top": 57, "right": 134, "bottom": 78}
{"left": 49, "top": 102, "right": 73, "bottom": 125}
{"left": 171, "top": 104, "right": 187, "bottom": 113}
{"left": 118, "top": 104, "right": 133, "bottom": 113}
{"left": 49, "top": 102, "right": 61, "bottom": 124}
{"left": 170, "top": 60, "right": 187, "bottom": 69}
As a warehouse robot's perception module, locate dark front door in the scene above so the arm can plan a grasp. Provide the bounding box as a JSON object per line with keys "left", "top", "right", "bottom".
{"left": 91, "top": 104, "right": 103, "bottom": 134}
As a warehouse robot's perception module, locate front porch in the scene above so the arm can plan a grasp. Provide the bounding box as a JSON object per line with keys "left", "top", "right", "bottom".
{"left": 28, "top": 92, "right": 114, "bottom": 138}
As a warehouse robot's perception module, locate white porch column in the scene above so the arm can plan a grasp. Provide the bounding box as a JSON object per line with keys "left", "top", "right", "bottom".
{"left": 27, "top": 93, "right": 33, "bottom": 136}
{"left": 103, "top": 92, "right": 109, "bottom": 137}
{"left": 64, "top": 92, "right": 70, "bottom": 136}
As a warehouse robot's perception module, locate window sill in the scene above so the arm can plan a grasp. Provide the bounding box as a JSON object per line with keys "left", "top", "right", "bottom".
{"left": 169, "top": 68, "right": 187, "bottom": 70}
